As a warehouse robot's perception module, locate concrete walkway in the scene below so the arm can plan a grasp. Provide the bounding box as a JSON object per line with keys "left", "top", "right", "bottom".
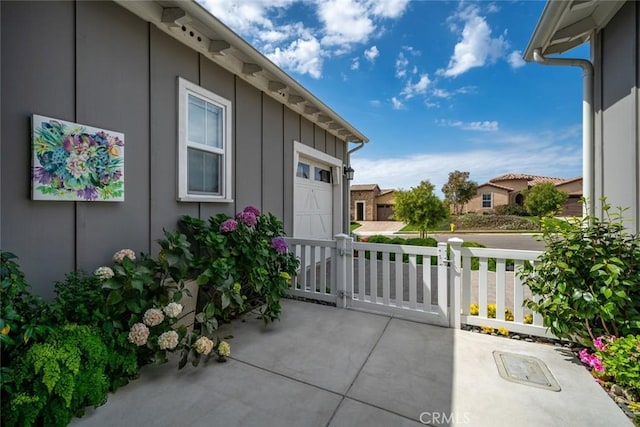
{"left": 72, "top": 299, "right": 630, "bottom": 427}
{"left": 352, "top": 221, "right": 406, "bottom": 236}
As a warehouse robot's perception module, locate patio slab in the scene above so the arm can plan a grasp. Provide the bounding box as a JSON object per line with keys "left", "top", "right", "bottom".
{"left": 71, "top": 299, "right": 631, "bottom": 427}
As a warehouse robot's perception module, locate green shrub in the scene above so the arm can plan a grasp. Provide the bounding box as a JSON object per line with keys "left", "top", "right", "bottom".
{"left": 1, "top": 252, "right": 49, "bottom": 399}
{"left": 48, "top": 271, "right": 138, "bottom": 390}
{"left": 519, "top": 202, "right": 640, "bottom": 342}
{"left": 455, "top": 214, "right": 539, "bottom": 230}
{"left": 179, "top": 207, "right": 299, "bottom": 324}
{"left": 3, "top": 324, "right": 109, "bottom": 427}
{"left": 599, "top": 335, "right": 640, "bottom": 396}
{"left": 494, "top": 204, "right": 529, "bottom": 216}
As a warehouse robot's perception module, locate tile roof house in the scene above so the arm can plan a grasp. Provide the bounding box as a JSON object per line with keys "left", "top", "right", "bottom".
{"left": 350, "top": 184, "right": 396, "bottom": 221}
{"left": 462, "top": 174, "right": 583, "bottom": 216}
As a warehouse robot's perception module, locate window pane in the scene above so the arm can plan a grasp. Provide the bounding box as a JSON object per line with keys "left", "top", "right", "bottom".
{"left": 188, "top": 148, "right": 221, "bottom": 195}
{"left": 188, "top": 95, "right": 205, "bottom": 145}
{"left": 314, "top": 167, "right": 331, "bottom": 183}
{"left": 206, "top": 103, "right": 223, "bottom": 149}
{"left": 296, "top": 162, "right": 310, "bottom": 179}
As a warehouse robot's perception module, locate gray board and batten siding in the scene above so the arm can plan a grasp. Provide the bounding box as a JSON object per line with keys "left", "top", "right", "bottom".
{"left": 592, "top": 0, "right": 640, "bottom": 234}
{"left": 0, "top": 1, "right": 345, "bottom": 298}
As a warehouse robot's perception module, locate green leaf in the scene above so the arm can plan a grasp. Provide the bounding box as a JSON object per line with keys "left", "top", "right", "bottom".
{"left": 205, "top": 303, "right": 216, "bottom": 319}
{"left": 106, "top": 290, "right": 123, "bottom": 305}
{"left": 221, "top": 293, "right": 231, "bottom": 310}
{"left": 131, "top": 279, "right": 144, "bottom": 293}
{"left": 602, "top": 288, "right": 612, "bottom": 299}
{"left": 102, "top": 279, "right": 122, "bottom": 290}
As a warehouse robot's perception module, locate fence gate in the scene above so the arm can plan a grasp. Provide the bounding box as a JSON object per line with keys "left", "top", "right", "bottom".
{"left": 286, "top": 235, "right": 450, "bottom": 327}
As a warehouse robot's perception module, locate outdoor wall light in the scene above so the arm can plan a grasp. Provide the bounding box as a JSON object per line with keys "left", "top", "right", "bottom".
{"left": 344, "top": 165, "right": 355, "bottom": 181}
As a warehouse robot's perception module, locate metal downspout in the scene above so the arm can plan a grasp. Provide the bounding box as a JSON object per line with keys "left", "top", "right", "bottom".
{"left": 344, "top": 142, "right": 365, "bottom": 234}
{"left": 532, "top": 49, "right": 594, "bottom": 218}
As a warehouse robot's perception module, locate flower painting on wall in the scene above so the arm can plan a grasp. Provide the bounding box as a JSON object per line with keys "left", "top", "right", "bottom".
{"left": 31, "top": 114, "right": 125, "bottom": 201}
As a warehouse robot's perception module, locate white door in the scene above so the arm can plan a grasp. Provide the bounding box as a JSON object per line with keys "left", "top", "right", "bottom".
{"left": 294, "top": 156, "right": 333, "bottom": 239}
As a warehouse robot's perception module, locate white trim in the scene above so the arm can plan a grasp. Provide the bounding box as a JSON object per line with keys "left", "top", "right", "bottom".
{"left": 177, "top": 77, "right": 233, "bottom": 203}
{"left": 293, "top": 141, "right": 343, "bottom": 237}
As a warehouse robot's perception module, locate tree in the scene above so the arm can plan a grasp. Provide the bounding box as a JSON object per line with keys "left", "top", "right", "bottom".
{"left": 524, "top": 183, "right": 568, "bottom": 217}
{"left": 441, "top": 170, "right": 478, "bottom": 216}
{"left": 393, "top": 180, "right": 449, "bottom": 237}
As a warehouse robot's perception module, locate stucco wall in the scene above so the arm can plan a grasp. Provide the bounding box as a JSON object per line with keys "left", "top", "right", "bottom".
{"left": 0, "top": 1, "right": 345, "bottom": 297}
{"left": 464, "top": 187, "right": 509, "bottom": 213}
{"left": 556, "top": 179, "right": 582, "bottom": 195}
{"left": 592, "top": 0, "right": 639, "bottom": 234}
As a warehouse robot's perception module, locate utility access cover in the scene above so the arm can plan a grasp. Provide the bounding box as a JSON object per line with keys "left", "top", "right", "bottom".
{"left": 493, "top": 351, "right": 561, "bottom": 392}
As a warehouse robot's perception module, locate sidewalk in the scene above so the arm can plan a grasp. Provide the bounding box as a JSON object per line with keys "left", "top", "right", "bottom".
{"left": 352, "top": 221, "right": 406, "bottom": 236}
{"left": 72, "top": 299, "right": 630, "bottom": 427}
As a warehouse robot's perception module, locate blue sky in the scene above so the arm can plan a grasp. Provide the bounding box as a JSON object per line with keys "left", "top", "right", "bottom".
{"left": 200, "top": 0, "right": 587, "bottom": 194}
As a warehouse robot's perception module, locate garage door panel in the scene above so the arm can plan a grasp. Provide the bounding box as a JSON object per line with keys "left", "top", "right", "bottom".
{"left": 294, "top": 156, "right": 334, "bottom": 240}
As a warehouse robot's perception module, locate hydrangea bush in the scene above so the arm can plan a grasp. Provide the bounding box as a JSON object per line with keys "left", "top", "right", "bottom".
{"left": 179, "top": 206, "right": 299, "bottom": 324}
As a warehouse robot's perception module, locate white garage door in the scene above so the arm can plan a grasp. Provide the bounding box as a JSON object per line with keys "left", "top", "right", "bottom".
{"left": 294, "top": 156, "right": 333, "bottom": 239}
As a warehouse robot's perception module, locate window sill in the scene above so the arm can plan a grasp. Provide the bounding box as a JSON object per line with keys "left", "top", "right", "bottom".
{"left": 177, "top": 195, "right": 234, "bottom": 203}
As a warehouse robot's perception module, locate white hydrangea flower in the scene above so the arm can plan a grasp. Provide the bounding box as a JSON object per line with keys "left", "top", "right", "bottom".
{"left": 128, "top": 323, "right": 149, "bottom": 346}
{"left": 157, "top": 331, "right": 179, "bottom": 350}
{"left": 194, "top": 336, "right": 214, "bottom": 355}
{"left": 163, "top": 302, "right": 183, "bottom": 318}
{"left": 94, "top": 266, "right": 114, "bottom": 280}
{"left": 217, "top": 341, "right": 231, "bottom": 357}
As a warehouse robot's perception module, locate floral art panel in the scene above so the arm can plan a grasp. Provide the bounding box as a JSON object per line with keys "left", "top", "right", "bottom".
{"left": 31, "top": 114, "right": 125, "bottom": 201}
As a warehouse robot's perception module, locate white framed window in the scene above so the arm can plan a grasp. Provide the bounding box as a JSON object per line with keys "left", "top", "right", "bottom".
{"left": 482, "top": 192, "right": 492, "bottom": 208}
{"left": 177, "top": 77, "right": 233, "bottom": 202}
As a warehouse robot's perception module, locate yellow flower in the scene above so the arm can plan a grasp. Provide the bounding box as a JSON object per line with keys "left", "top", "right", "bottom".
{"left": 524, "top": 314, "right": 534, "bottom": 324}
{"left": 108, "top": 145, "right": 120, "bottom": 157}
{"left": 480, "top": 326, "right": 494, "bottom": 334}
{"left": 470, "top": 304, "right": 479, "bottom": 315}
{"left": 1, "top": 324, "right": 10, "bottom": 335}
{"left": 218, "top": 341, "right": 231, "bottom": 357}
{"left": 279, "top": 272, "right": 291, "bottom": 280}
{"left": 498, "top": 327, "right": 509, "bottom": 336}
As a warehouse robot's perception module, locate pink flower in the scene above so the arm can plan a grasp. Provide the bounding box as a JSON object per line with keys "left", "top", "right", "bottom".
{"left": 220, "top": 219, "right": 238, "bottom": 233}
{"left": 236, "top": 211, "right": 257, "bottom": 227}
{"left": 113, "top": 249, "right": 136, "bottom": 264}
{"left": 243, "top": 206, "right": 261, "bottom": 217}
{"left": 579, "top": 348, "right": 605, "bottom": 373}
{"left": 128, "top": 323, "right": 149, "bottom": 346}
{"left": 271, "top": 237, "right": 288, "bottom": 254}
{"left": 593, "top": 336, "right": 607, "bottom": 351}
{"left": 143, "top": 308, "right": 164, "bottom": 327}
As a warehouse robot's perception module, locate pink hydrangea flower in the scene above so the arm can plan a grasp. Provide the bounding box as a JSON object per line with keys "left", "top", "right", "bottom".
{"left": 220, "top": 219, "right": 238, "bottom": 232}
{"left": 579, "top": 348, "right": 605, "bottom": 373}
{"left": 242, "top": 206, "right": 261, "bottom": 217}
{"left": 271, "top": 237, "right": 288, "bottom": 254}
{"left": 143, "top": 308, "right": 164, "bottom": 327}
{"left": 236, "top": 211, "right": 257, "bottom": 227}
{"left": 593, "top": 336, "right": 607, "bottom": 351}
{"left": 113, "top": 249, "right": 136, "bottom": 264}
{"left": 128, "top": 323, "right": 149, "bottom": 346}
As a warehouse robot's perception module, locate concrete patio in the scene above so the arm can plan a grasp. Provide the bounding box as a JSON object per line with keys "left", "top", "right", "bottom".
{"left": 72, "top": 299, "right": 630, "bottom": 427}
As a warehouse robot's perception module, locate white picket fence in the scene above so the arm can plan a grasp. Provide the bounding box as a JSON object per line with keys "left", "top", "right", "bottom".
{"left": 285, "top": 235, "right": 556, "bottom": 338}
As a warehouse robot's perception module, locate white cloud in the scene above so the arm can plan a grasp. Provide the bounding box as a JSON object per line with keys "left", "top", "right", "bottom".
{"left": 199, "top": 0, "right": 408, "bottom": 79}
{"left": 364, "top": 45, "right": 379, "bottom": 62}
{"left": 439, "top": 5, "right": 506, "bottom": 77}
{"left": 400, "top": 74, "right": 431, "bottom": 99}
{"left": 436, "top": 119, "right": 499, "bottom": 131}
{"left": 351, "top": 57, "right": 360, "bottom": 70}
{"left": 318, "top": 0, "right": 374, "bottom": 46}
{"left": 395, "top": 52, "right": 409, "bottom": 78}
{"left": 370, "top": 99, "right": 382, "bottom": 107}
{"left": 268, "top": 37, "right": 323, "bottom": 79}
{"left": 507, "top": 50, "right": 526, "bottom": 69}
{"left": 369, "top": 0, "right": 411, "bottom": 18}
{"left": 351, "top": 126, "right": 582, "bottom": 194}
{"left": 391, "top": 97, "right": 403, "bottom": 109}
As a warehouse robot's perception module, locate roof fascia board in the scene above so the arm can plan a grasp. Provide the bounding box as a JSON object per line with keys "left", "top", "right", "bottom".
{"left": 523, "top": 0, "right": 572, "bottom": 61}
{"left": 114, "top": 0, "right": 368, "bottom": 144}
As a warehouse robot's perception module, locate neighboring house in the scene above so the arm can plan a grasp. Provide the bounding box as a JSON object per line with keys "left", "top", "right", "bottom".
{"left": 524, "top": 0, "right": 639, "bottom": 233}
{"left": 350, "top": 184, "right": 396, "bottom": 221}
{"left": 0, "top": 0, "right": 368, "bottom": 297}
{"left": 463, "top": 174, "right": 583, "bottom": 216}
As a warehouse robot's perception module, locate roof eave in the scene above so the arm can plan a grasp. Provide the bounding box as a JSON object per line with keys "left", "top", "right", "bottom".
{"left": 114, "top": 0, "right": 368, "bottom": 144}
{"left": 523, "top": 0, "right": 572, "bottom": 62}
